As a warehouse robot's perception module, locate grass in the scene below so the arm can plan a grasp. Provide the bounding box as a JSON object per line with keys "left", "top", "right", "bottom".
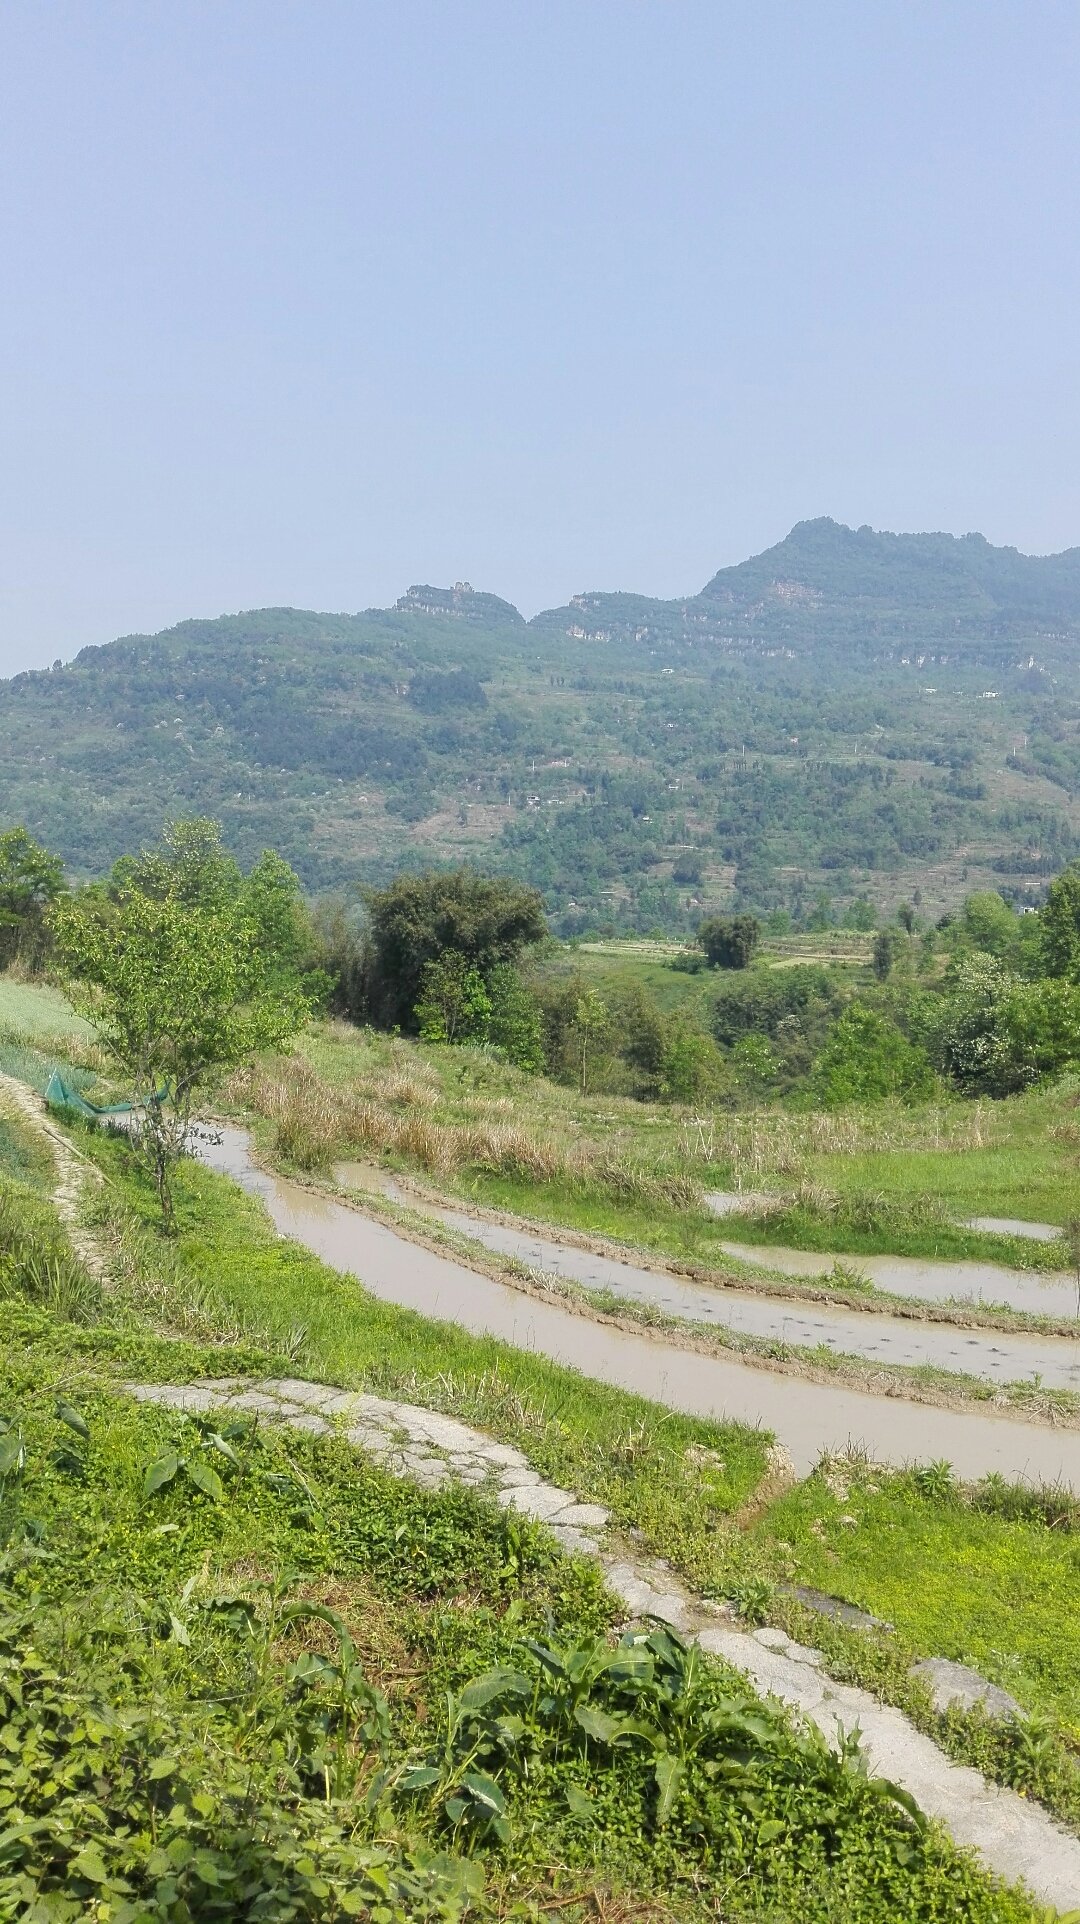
{"left": 1, "top": 1233, "right": 1045, "bottom": 1916}
{"left": 78, "top": 1126, "right": 1080, "bottom": 1833}
{"left": 85, "top": 1130, "right": 773, "bottom": 1578}
{"left": 752, "top": 1459, "right": 1080, "bottom": 1730}
{"left": 0, "top": 971, "right": 96, "bottom": 1042}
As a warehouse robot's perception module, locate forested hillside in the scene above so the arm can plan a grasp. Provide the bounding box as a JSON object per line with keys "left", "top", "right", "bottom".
{"left": 7, "top": 519, "right": 1080, "bottom": 931}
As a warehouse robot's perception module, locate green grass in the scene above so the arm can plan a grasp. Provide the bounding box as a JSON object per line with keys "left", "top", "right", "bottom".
{"left": 86, "top": 1131, "right": 772, "bottom": 1579}
{"left": 0, "top": 1303, "right": 1039, "bottom": 1922}
{"left": 0, "top": 974, "right": 95, "bottom": 1041}
{"left": 752, "top": 1463, "right": 1080, "bottom": 1730}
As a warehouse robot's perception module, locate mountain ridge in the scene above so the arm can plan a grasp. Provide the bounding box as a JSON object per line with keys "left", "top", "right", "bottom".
{"left": 4, "top": 518, "right": 1080, "bottom": 929}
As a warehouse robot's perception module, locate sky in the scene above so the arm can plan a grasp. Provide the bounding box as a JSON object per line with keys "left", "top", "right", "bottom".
{"left": 1, "top": 1, "right": 1079, "bottom": 671}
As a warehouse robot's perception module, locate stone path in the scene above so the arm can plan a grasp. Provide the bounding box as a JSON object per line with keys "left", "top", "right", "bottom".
{"left": 0, "top": 1071, "right": 105, "bottom": 1276}
{"left": 128, "top": 1374, "right": 1080, "bottom": 1911}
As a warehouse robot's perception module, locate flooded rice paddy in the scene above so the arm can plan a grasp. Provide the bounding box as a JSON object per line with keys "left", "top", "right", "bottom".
{"left": 193, "top": 1127, "right": 1080, "bottom": 1489}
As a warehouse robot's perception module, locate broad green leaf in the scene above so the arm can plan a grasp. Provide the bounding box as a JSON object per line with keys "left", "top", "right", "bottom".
{"left": 758, "top": 1818, "right": 786, "bottom": 1843}
{"left": 143, "top": 1450, "right": 181, "bottom": 1496}
{"left": 207, "top": 1431, "right": 240, "bottom": 1468}
{"left": 874, "top": 1777, "right": 928, "bottom": 1833}
{"left": 564, "top": 1783, "right": 595, "bottom": 1818}
{"left": 55, "top": 1401, "right": 90, "bottom": 1440}
{"left": 148, "top": 1756, "right": 178, "bottom": 1781}
{"left": 168, "top": 1613, "right": 190, "bottom": 1646}
{"left": 459, "top": 1668, "right": 530, "bottom": 1713}
{"left": 573, "top": 1703, "right": 650, "bottom": 1747}
{"left": 0, "top": 1433, "right": 25, "bottom": 1478}
{"left": 400, "top": 1766, "right": 441, "bottom": 1791}
{"left": 461, "top": 1771, "right": 506, "bottom": 1816}
{"left": 186, "top": 1458, "right": 224, "bottom": 1502}
{"left": 654, "top": 1751, "right": 684, "bottom": 1825}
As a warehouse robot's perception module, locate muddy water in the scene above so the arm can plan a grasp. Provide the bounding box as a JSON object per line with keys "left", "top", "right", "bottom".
{"left": 964, "top": 1216, "right": 1061, "bottom": 1242}
{"left": 718, "top": 1240, "right": 1080, "bottom": 1320}
{"left": 405, "top": 1205, "right": 1080, "bottom": 1391}
{"left": 193, "top": 1126, "right": 1080, "bottom": 1489}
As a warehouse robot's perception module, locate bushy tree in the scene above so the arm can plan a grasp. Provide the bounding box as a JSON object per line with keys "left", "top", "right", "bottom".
{"left": 362, "top": 870, "right": 547, "bottom": 1032}
{"left": 0, "top": 826, "right": 65, "bottom": 972}
{"left": 958, "top": 890, "right": 1018, "bottom": 959}
{"left": 1039, "top": 866, "right": 1080, "bottom": 981}
{"left": 928, "top": 953, "right": 1080, "bottom": 1096}
{"left": 414, "top": 950, "right": 491, "bottom": 1044}
{"left": 697, "top": 914, "right": 761, "bottom": 970}
{"left": 486, "top": 965, "right": 544, "bottom": 1072}
{"left": 50, "top": 821, "right": 314, "bottom": 1226}
{"left": 811, "top": 1004, "right": 936, "bottom": 1107}
{"left": 871, "top": 930, "right": 896, "bottom": 982}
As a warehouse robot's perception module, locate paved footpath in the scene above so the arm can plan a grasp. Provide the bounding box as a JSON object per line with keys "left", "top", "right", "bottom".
{"left": 129, "top": 1374, "right": 1080, "bottom": 1912}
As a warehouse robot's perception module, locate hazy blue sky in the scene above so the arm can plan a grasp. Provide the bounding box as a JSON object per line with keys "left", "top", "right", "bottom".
{"left": 2, "top": 1, "right": 1078, "bottom": 670}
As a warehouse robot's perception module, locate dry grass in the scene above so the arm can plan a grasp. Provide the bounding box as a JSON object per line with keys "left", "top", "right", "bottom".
{"left": 697, "top": 1102, "right": 997, "bottom": 1189}
{"left": 231, "top": 1054, "right": 703, "bottom": 1210}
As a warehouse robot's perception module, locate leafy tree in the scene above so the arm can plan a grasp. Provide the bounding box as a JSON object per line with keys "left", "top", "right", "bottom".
{"left": 486, "top": 965, "right": 544, "bottom": 1072}
{"left": 811, "top": 1005, "right": 935, "bottom": 1107}
{"left": 871, "top": 930, "right": 896, "bottom": 982}
{"left": 896, "top": 902, "right": 917, "bottom": 934}
{"left": 661, "top": 1028, "right": 719, "bottom": 1105}
{"left": 842, "top": 896, "right": 878, "bottom": 931}
{"left": 958, "top": 890, "right": 1018, "bottom": 959}
{"left": 730, "top": 1033, "right": 776, "bottom": 1101}
{"left": 362, "top": 870, "right": 547, "bottom": 1032}
{"left": 50, "top": 826, "right": 313, "bottom": 1227}
{"left": 1039, "top": 865, "right": 1080, "bottom": 981}
{"left": 927, "top": 953, "right": 1080, "bottom": 1095}
{"left": 697, "top": 914, "right": 761, "bottom": 970}
{"left": 569, "top": 989, "right": 613, "bottom": 1094}
{"left": 0, "top": 827, "right": 64, "bottom": 971}
{"left": 414, "top": 951, "right": 492, "bottom": 1044}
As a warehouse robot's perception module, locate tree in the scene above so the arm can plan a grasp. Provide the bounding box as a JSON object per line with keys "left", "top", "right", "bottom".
{"left": 927, "top": 953, "right": 1080, "bottom": 1096}
{"left": 0, "top": 827, "right": 65, "bottom": 972}
{"left": 959, "top": 890, "right": 1018, "bottom": 959}
{"left": 896, "top": 902, "right": 917, "bottom": 934}
{"left": 871, "top": 930, "right": 896, "bottom": 982}
{"left": 661, "top": 1028, "right": 718, "bottom": 1105}
{"left": 697, "top": 914, "right": 761, "bottom": 970}
{"left": 50, "top": 827, "right": 313, "bottom": 1227}
{"left": 811, "top": 1004, "right": 936, "bottom": 1107}
{"left": 362, "top": 870, "right": 547, "bottom": 1031}
{"left": 1039, "top": 866, "right": 1080, "bottom": 981}
{"left": 414, "top": 950, "right": 491, "bottom": 1044}
{"left": 570, "top": 989, "right": 613, "bottom": 1094}
{"left": 486, "top": 965, "right": 544, "bottom": 1073}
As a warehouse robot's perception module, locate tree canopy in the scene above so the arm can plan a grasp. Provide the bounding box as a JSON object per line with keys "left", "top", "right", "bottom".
{"left": 362, "top": 869, "right": 547, "bottom": 1031}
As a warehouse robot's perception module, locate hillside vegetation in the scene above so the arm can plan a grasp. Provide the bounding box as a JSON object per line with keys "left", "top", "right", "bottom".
{"left": 7, "top": 520, "right": 1080, "bottom": 930}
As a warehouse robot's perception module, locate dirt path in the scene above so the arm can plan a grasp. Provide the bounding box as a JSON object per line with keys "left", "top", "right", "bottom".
{"left": 0, "top": 1070, "right": 105, "bottom": 1275}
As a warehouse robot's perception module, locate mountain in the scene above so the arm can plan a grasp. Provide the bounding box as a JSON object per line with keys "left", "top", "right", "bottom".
{"left": 4, "top": 522, "right": 1080, "bottom": 932}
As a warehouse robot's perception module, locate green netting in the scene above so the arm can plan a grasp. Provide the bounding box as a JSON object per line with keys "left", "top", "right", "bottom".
{"left": 44, "top": 1071, "right": 141, "bottom": 1118}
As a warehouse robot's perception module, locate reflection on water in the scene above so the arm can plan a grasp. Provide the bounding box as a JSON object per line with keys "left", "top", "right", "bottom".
{"left": 190, "top": 1124, "right": 1080, "bottom": 1489}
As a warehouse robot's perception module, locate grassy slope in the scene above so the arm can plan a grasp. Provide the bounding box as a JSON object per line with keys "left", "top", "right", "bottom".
{"left": 1, "top": 1194, "right": 1043, "bottom": 1916}
{"left": 85, "top": 1131, "right": 1080, "bottom": 1828}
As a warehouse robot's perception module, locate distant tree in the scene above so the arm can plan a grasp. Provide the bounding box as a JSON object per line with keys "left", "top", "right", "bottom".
{"left": 486, "top": 964, "right": 545, "bottom": 1072}
{"left": 0, "top": 826, "right": 65, "bottom": 972}
{"left": 896, "top": 902, "right": 917, "bottom": 934}
{"left": 661, "top": 1027, "right": 719, "bottom": 1105}
{"left": 842, "top": 897, "right": 878, "bottom": 931}
{"left": 1039, "top": 866, "right": 1080, "bottom": 981}
{"left": 730, "top": 1033, "right": 776, "bottom": 1101}
{"left": 51, "top": 829, "right": 312, "bottom": 1227}
{"left": 811, "top": 1005, "right": 936, "bottom": 1107}
{"left": 362, "top": 869, "right": 547, "bottom": 1031}
{"left": 698, "top": 914, "right": 761, "bottom": 970}
{"left": 871, "top": 930, "right": 896, "bottom": 982}
{"left": 414, "top": 949, "right": 492, "bottom": 1044}
{"left": 570, "top": 989, "right": 613, "bottom": 1095}
{"left": 959, "top": 890, "right": 1017, "bottom": 958}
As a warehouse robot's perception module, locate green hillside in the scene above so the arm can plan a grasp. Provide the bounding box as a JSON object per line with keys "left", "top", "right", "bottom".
{"left": 6, "top": 522, "right": 1080, "bottom": 930}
